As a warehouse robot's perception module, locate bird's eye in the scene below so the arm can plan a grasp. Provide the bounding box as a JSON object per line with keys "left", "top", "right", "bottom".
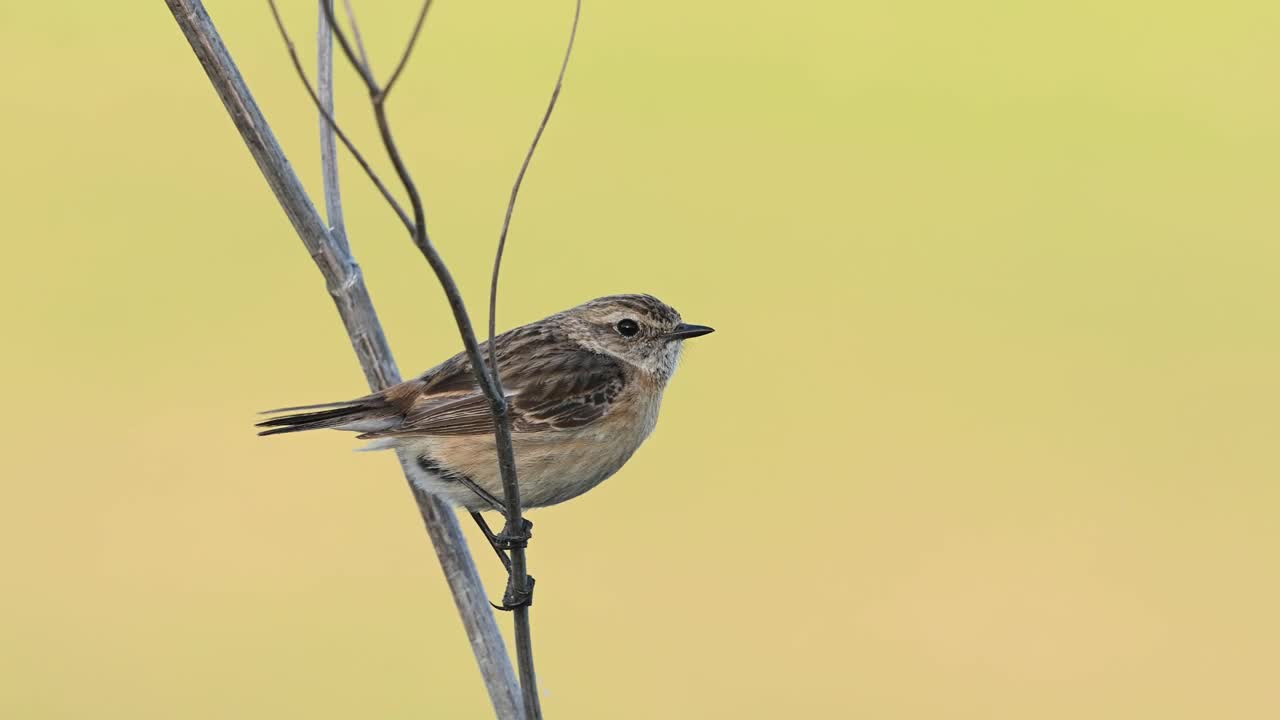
{"left": 616, "top": 319, "right": 640, "bottom": 337}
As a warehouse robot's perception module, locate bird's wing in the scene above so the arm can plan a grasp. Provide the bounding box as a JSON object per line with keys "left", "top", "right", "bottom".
{"left": 362, "top": 344, "right": 628, "bottom": 438}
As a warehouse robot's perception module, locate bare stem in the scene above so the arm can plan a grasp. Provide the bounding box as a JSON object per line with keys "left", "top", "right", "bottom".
{"left": 487, "top": 0, "right": 584, "bottom": 376}
{"left": 163, "top": 0, "right": 523, "bottom": 716}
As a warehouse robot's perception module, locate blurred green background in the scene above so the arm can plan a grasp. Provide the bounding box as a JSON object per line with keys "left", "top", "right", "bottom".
{"left": 2, "top": 0, "right": 1278, "bottom": 717}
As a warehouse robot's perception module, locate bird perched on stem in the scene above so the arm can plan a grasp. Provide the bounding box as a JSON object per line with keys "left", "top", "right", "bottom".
{"left": 258, "top": 294, "right": 713, "bottom": 512}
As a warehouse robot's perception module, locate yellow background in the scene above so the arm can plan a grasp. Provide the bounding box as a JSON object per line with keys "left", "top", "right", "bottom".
{"left": 2, "top": 1, "right": 1278, "bottom": 717}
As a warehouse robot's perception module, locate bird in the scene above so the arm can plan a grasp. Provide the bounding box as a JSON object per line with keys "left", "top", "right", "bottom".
{"left": 257, "top": 294, "right": 714, "bottom": 513}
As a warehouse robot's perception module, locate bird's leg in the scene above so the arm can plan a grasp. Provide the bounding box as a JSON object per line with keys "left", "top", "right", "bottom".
{"left": 455, "top": 474, "right": 507, "bottom": 513}
{"left": 455, "top": 476, "right": 534, "bottom": 608}
{"left": 453, "top": 476, "right": 534, "bottom": 550}
{"left": 469, "top": 512, "right": 536, "bottom": 611}
{"left": 469, "top": 512, "right": 511, "bottom": 572}
{"left": 458, "top": 475, "right": 530, "bottom": 557}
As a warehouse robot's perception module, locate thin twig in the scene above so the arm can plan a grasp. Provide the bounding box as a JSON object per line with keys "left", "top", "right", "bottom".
{"left": 267, "top": 0, "right": 413, "bottom": 232}
{"left": 162, "top": 1, "right": 524, "bottom": 717}
{"left": 342, "top": 0, "right": 373, "bottom": 72}
{"left": 487, "top": 0, "right": 583, "bottom": 377}
{"left": 385, "top": 0, "right": 433, "bottom": 96}
{"left": 471, "top": 512, "right": 513, "bottom": 572}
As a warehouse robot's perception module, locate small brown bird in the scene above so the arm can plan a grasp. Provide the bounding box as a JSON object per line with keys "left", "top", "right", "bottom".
{"left": 258, "top": 294, "right": 713, "bottom": 512}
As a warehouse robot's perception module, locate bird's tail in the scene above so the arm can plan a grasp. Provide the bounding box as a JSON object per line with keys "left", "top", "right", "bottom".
{"left": 256, "top": 396, "right": 395, "bottom": 436}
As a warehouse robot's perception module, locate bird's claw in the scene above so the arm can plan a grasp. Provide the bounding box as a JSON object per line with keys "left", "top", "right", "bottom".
{"left": 492, "top": 574, "right": 535, "bottom": 611}
{"left": 494, "top": 518, "right": 533, "bottom": 550}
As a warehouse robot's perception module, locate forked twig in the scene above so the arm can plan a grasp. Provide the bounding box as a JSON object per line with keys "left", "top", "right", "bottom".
{"left": 266, "top": 0, "right": 412, "bottom": 231}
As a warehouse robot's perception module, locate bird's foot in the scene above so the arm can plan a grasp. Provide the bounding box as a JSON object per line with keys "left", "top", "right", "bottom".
{"left": 494, "top": 518, "right": 533, "bottom": 550}
{"left": 492, "top": 574, "right": 535, "bottom": 611}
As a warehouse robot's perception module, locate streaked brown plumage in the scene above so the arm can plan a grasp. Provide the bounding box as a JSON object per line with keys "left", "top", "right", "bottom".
{"left": 258, "top": 294, "right": 713, "bottom": 511}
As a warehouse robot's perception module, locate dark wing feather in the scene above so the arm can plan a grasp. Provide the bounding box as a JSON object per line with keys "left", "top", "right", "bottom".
{"left": 359, "top": 322, "right": 628, "bottom": 438}
{"left": 516, "top": 359, "right": 627, "bottom": 430}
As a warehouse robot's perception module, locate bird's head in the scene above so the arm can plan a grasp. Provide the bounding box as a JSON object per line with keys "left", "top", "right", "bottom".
{"left": 559, "top": 294, "right": 714, "bottom": 380}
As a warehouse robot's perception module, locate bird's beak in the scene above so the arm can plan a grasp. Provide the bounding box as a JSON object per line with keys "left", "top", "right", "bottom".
{"left": 663, "top": 323, "right": 715, "bottom": 340}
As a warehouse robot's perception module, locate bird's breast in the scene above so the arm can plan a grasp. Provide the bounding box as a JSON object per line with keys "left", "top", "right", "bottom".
{"left": 402, "top": 384, "right": 668, "bottom": 509}
{"left": 512, "top": 387, "right": 665, "bottom": 506}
